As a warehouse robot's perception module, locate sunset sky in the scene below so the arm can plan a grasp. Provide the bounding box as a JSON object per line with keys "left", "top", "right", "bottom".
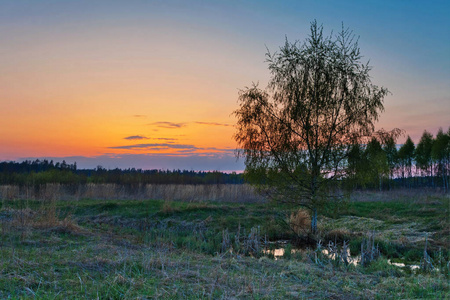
{"left": 1, "top": 0, "right": 449, "bottom": 171}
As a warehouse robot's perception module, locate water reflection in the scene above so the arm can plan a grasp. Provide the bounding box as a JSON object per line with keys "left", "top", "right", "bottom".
{"left": 264, "top": 248, "right": 298, "bottom": 260}
{"left": 321, "top": 248, "right": 360, "bottom": 266}
{"left": 266, "top": 247, "right": 421, "bottom": 270}
{"left": 388, "top": 259, "right": 420, "bottom": 270}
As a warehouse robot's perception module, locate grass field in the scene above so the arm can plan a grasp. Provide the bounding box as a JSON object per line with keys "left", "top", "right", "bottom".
{"left": 0, "top": 188, "right": 448, "bottom": 299}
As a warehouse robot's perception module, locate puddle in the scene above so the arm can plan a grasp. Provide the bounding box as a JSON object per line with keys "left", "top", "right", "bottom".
{"left": 264, "top": 248, "right": 301, "bottom": 260}
{"left": 388, "top": 259, "right": 420, "bottom": 270}
{"left": 321, "top": 248, "right": 360, "bottom": 266}
{"left": 265, "top": 247, "right": 360, "bottom": 264}
{"left": 266, "top": 247, "right": 422, "bottom": 270}
{"left": 264, "top": 248, "right": 287, "bottom": 258}
{"left": 271, "top": 248, "right": 287, "bottom": 258}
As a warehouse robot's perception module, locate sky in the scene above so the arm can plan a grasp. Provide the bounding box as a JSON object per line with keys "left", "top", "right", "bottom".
{"left": 1, "top": 0, "right": 449, "bottom": 171}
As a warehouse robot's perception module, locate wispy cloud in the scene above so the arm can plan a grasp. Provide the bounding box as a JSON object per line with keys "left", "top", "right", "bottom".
{"left": 124, "top": 135, "right": 149, "bottom": 140}
{"left": 148, "top": 121, "right": 232, "bottom": 129}
{"left": 133, "top": 115, "right": 147, "bottom": 118}
{"left": 108, "top": 143, "right": 235, "bottom": 157}
{"left": 154, "top": 138, "right": 177, "bottom": 141}
{"left": 204, "top": 147, "right": 235, "bottom": 153}
{"left": 195, "top": 121, "right": 232, "bottom": 127}
{"left": 123, "top": 136, "right": 177, "bottom": 142}
{"left": 109, "top": 143, "right": 198, "bottom": 150}
{"left": 149, "top": 122, "right": 186, "bottom": 129}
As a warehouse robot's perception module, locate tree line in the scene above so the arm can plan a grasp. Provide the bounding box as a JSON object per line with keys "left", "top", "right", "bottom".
{"left": 0, "top": 160, "right": 244, "bottom": 186}
{"left": 345, "top": 127, "right": 450, "bottom": 191}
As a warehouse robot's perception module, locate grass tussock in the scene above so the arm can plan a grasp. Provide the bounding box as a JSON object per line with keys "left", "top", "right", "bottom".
{"left": 289, "top": 209, "right": 310, "bottom": 236}
{"left": 1, "top": 200, "right": 85, "bottom": 237}
{"left": 161, "top": 201, "right": 179, "bottom": 214}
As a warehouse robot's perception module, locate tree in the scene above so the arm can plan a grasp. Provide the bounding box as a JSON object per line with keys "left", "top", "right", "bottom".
{"left": 398, "top": 136, "right": 415, "bottom": 187}
{"left": 383, "top": 136, "right": 399, "bottom": 189}
{"left": 431, "top": 127, "right": 450, "bottom": 191}
{"left": 373, "top": 128, "right": 402, "bottom": 189}
{"left": 364, "top": 137, "right": 388, "bottom": 191}
{"left": 415, "top": 130, "right": 434, "bottom": 186}
{"left": 345, "top": 128, "right": 401, "bottom": 190}
{"left": 347, "top": 143, "right": 365, "bottom": 189}
{"left": 234, "top": 21, "right": 388, "bottom": 233}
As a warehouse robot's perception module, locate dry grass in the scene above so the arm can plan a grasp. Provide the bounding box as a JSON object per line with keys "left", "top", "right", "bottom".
{"left": 0, "top": 183, "right": 264, "bottom": 203}
{"left": 350, "top": 188, "right": 450, "bottom": 203}
{"left": 161, "top": 201, "right": 179, "bottom": 214}
{"left": 289, "top": 209, "right": 310, "bottom": 236}
{"left": 1, "top": 199, "right": 85, "bottom": 238}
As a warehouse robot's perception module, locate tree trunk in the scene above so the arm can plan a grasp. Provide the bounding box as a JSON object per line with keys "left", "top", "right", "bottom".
{"left": 311, "top": 208, "right": 318, "bottom": 234}
{"left": 443, "top": 173, "right": 446, "bottom": 192}
{"left": 431, "top": 164, "right": 434, "bottom": 187}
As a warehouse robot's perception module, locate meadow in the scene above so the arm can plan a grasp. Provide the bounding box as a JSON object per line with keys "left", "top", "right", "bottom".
{"left": 0, "top": 185, "right": 448, "bottom": 299}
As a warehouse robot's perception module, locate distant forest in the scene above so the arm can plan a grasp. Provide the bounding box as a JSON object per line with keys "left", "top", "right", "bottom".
{"left": 0, "top": 160, "right": 244, "bottom": 185}
{"left": 0, "top": 128, "right": 448, "bottom": 191}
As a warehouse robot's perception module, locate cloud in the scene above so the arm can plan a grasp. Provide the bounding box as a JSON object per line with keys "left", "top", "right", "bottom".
{"left": 133, "top": 115, "right": 147, "bottom": 118}
{"left": 149, "top": 122, "right": 186, "bottom": 129}
{"left": 195, "top": 121, "right": 232, "bottom": 127}
{"left": 204, "top": 147, "right": 234, "bottom": 152}
{"left": 124, "top": 135, "right": 148, "bottom": 140}
{"left": 154, "top": 138, "right": 177, "bottom": 141}
{"left": 148, "top": 121, "right": 232, "bottom": 129}
{"left": 109, "top": 143, "right": 198, "bottom": 150}
{"left": 123, "top": 136, "right": 177, "bottom": 142}
{"left": 176, "top": 149, "right": 198, "bottom": 153}
{"left": 108, "top": 143, "right": 235, "bottom": 156}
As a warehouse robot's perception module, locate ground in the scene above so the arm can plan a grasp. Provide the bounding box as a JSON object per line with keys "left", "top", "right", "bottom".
{"left": 0, "top": 189, "right": 448, "bottom": 299}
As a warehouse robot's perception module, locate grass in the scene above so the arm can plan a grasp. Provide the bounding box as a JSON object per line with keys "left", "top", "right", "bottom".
{"left": 323, "top": 192, "right": 450, "bottom": 262}
{"left": 0, "top": 183, "right": 264, "bottom": 203}
{"left": 0, "top": 190, "right": 449, "bottom": 299}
